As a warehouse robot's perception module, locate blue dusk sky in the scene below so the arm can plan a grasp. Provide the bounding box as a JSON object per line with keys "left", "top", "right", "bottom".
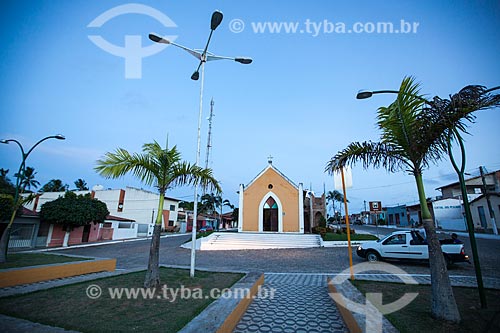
{"left": 1, "top": 0, "right": 499, "bottom": 214}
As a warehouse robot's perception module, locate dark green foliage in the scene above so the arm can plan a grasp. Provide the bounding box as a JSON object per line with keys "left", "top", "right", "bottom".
{"left": 318, "top": 215, "right": 327, "bottom": 228}
{"left": 40, "top": 179, "right": 69, "bottom": 192}
{"left": 73, "top": 179, "right": 89, "bottom": 191}
{"left": 19, "top": 166, "right": 40, "bottom": 192}
{"left": 179, "top": 201, "right": 195, "bottom": 210}
{"left": 0, "top": 194, "right": 14, "bottom": 221}
{"left": 0, "top": 169, "right": 15, "bottom": 195}
{"left": 232, "top": 207, "right": 239, "bottom": 223}
{"left": 40, "top": 191, "right": 109, "bottom": 229}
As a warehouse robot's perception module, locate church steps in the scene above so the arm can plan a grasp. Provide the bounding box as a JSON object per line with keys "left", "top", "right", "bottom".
{"left": 199, "top": 232, "right": 322, "bottom": 250}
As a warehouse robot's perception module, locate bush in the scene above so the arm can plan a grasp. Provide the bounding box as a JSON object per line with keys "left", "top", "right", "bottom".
{"left": 318, "top": 215, "right": 327, "bottom": 228}
{"left": 377, "top": 218, "right": 386, "bottom": 226}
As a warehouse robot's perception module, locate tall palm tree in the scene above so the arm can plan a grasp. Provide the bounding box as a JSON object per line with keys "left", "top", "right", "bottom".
{"left": 95, "top": 141, "right": 221, "bottom": 287}
{"left": 74, "top": 178, "right": 89, "bottom": 191}
{"left": 40, "top": 179, "right": 68, "bottom": 192}
{"left": 326, "top": 76, "right": 500, "bottom": 322}
{"left": 326, "top": 190, "right": 347, "bottom": 220}
{"left": 201, "top": 193, "right": 222, "bottom": 229}
{"left": 19, "top": 167, "right": 40, "bottom": 192}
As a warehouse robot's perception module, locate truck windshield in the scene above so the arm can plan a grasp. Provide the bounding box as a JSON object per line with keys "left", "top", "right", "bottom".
{"left": 377, "top": 234, "right": 391, "bottom": 243}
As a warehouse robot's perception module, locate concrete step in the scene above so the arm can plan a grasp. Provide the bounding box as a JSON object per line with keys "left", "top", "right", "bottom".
{"left": 199, "top": 232, "right": 322, "bottom": 250}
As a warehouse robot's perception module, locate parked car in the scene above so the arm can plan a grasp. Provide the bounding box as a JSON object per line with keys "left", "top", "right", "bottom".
{"left": 356, "top": 230, "right": 469, "bottom": 265}
{"left": 199, "top": 226, "right": 214, "bottom": 232}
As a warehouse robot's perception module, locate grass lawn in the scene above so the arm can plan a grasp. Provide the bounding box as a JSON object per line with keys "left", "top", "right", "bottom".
{"left": 0, "top": 267, "right": 244, "bottom": 332}
{"left": 351, "top": 280, "right": 500, "bottom": 333}
{"left": 0, "top": 253, "right": 91, "bottom": 269}
{"left": 322, "top": 233, "right": 379, "bottom": 241}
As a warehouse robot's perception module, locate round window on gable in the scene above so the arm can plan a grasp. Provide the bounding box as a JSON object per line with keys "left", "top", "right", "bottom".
{"left": 268, "top": 184, "right": 273, "bottom": 189}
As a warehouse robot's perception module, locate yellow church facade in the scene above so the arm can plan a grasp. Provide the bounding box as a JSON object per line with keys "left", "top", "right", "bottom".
{"left": 238, "top": 162, "right": 305, "bottom": 233}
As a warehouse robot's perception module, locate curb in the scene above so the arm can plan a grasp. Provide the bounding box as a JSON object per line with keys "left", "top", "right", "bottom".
{"left": 178, "top": 272, "right": 264, "bottom": 333}
{"left": 327, "top": 277, "right": 362, "bottom": 333}
{"left": 0, "top": 258, "right": 116, "bottom": 288}
{"left": 328, "top": 277, "right": 399, "bottom": 333}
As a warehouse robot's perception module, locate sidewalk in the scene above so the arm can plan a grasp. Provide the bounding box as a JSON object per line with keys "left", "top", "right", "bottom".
{"left": 2, "top": 269, "right": 500, "bottom": 332}
{"left": 233, "top": 274, "right": 349, "bottom": 333}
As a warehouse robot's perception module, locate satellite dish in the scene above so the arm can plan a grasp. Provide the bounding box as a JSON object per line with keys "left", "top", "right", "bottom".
{"left": 92, "top": 184, "right": 104, "bottom": 191}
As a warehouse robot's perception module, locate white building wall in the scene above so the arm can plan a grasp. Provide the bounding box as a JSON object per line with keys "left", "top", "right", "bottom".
{"left": 110, "top": 221, "right": 137, "bottom": 240}
{"left": 470, "top": 196, "right": 500, "bottom": 230}
{"left": 24, "top": 187, "right": 181, "bottom": 238}
{"left": 432, "top": 198, "right": 466, "bottom": 231}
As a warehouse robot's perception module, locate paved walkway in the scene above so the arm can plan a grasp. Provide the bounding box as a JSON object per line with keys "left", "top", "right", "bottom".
{"left": 2, "top": 268, "right": 500, "bottom": 332}
{"left": 234, "top": 274, "right": 348, "bottom": 333}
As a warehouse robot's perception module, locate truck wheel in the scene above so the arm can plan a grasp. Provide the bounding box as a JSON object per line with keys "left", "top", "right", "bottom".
{"left": 366, "top": 251, "right": 380, "bottom": 262}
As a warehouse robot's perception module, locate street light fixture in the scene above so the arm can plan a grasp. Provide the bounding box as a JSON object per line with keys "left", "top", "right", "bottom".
{"left": 149, "top": 10, "right": 252, "bottom": 277}
{"left": 0, "top": 134, "right": 65, "bottom": 259}
{"left": 357, "top": 87, "right": 489, "bottom": 308}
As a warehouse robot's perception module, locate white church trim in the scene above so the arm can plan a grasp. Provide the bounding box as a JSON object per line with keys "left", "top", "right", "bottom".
{"left": 238, "top": 184, "right": 244, "bottom": 232}
{"left": 258, "top": 191, "right": 283, "bottom": 233}
{"left": 298, "top": 183, "right": 304, "bottom": 233}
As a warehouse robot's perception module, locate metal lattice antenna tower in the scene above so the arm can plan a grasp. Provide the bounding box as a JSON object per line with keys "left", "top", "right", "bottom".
{"left": 205, "top": 98, "right": 214, "bottom": 170}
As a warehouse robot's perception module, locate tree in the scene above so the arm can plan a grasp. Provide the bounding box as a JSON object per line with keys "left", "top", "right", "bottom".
{"left": 0, "top": 194, "right": 14, "bottom": 221}
{"left": 0, "top": 169, "right": 15, "bottom": 195}
{"left": 200, "top": 193, "right": 222, "bottom": 229}
{"left": 19, "top": 166, "right": 40, "bottom": 192}
{"left": 231, "top": 207, "right": 239, "bottom": 226}
{"left": 326, "top": 77, "right": 500, "bottom": 322}
{"left": 223, "top": 199, "right": 234, "bottom": 210}
{"left": 40, "top": 179, "right": 68, "bottom": 192}
{"left": 326, "top": 190, "right": 347, "bottom": 221}
{"left": 40, "top": 191, "right": 109, "bottom": 246}
{"left": 179, "top": 201, "right": 195, "bottom": 211}
{"left": 74, "top": 179, "right": 89, "bottom": 191}
{"left": 222, "top": 199, "right": 235, "bottom": 228}
{"left": 95, "top": 141, "right": 221, "bottom": 287}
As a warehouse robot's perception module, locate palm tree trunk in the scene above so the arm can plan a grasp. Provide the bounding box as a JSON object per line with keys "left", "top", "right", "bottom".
{"left": 415, "top": 172, "right": 461, "bottom": 322}
{"left": 0, "top": 207, "right": 18, "bottom": 263}
{"left": 0, "top": 227, "right": 11, "bottom": 263}
{"left": 144, "top": 193, "right": 164, "bottom": 288}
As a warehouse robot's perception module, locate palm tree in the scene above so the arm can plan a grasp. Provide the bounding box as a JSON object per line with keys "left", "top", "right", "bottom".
{"left": 40, "top": 179, "right": 68, "bottom": 192}
{"left": 222, "top": 199, "right": 234, "bottom": 228}
{"left": 19, "top": 167, "right": 40, "bottom": 192}
{"left": 74, "top": 179, "right": 89, "bottom": 191}
{"left": 326, "top": 190, "right": 347, "bottom": 221}
{"left": 95, "top": 141, "right": 221, "bottom": 287}
{"left": 326, "top": 76, "right": 500, "bottom": 322}
{"left": 201, "top": 193, "right": 222, "bottom": 229}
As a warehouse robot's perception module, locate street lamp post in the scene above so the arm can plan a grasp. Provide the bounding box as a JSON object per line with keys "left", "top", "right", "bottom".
{"left": 357, "top": 87, "right": 489, "bottom": 308}
{"left": 0, "top": 134, "right": 65, "bottom": 259}
{"left": 149, "top": 11, "right": 252, "bottom": 278}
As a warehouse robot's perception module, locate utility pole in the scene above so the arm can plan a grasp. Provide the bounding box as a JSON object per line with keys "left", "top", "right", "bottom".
{"left": 204, "top": 98, "right": 214, "bottom": 170}
{"left": 202, "top": 98, "right": 215, "bottom": 197}
{"left": 480, "top": 166, "right": 498, "bottom": 235}
{"left": 364, "top": 200, "right": 367, "bottom": 224}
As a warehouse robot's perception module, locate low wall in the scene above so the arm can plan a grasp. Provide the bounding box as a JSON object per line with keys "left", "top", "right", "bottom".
{"left": 0, "top": 258, "right": 116, "bottom": 288}
{"left": 178, "top": 272, "right": 264, "bottom": 333}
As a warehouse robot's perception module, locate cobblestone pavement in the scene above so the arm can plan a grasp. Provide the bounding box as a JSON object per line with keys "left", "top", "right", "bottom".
{"left": 234, "top": 274, "right": 347, "bottom": 333}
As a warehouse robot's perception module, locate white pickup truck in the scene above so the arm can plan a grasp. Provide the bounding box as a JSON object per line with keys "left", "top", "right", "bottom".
{"left": 356, "top": 230, "right": 469, "bottom": 265}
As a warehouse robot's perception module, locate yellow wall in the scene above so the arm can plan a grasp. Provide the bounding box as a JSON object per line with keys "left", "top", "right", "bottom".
{"left": 0, "top": 259, "right": 116, "bottom": 288}
{"left": 243, "top": 167, "right": 299, "bottom": 232}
